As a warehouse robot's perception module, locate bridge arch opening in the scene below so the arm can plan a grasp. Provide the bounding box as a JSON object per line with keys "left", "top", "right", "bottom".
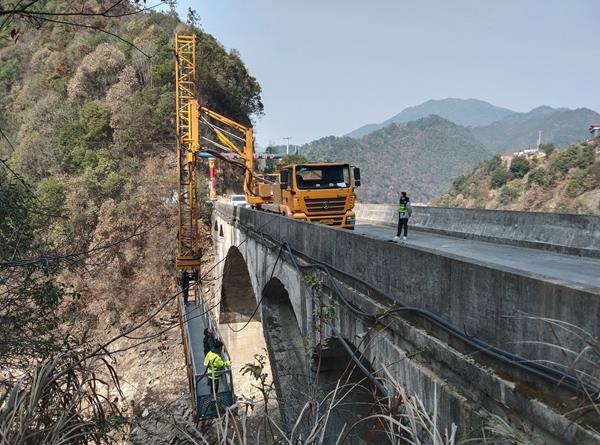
{"left": 220, "top": 246, "right": 259, "bottom": 323}
{"left": 314, "top": 337, "right": 387, "bottom": 444}
{"left": 261, "top": 277, "right": 308, "bottom": 429}
{"left": 218, "top": 246, "right": 272, "bottom": 401}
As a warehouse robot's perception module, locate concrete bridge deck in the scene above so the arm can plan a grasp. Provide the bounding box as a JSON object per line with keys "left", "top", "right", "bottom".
{"left": 356, "top": 223, "right": 600, "bottom": 292}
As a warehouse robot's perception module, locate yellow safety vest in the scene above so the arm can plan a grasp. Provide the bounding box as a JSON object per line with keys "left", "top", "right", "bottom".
{"left": 204, "top": 350, "right": 230, "bottom": 379}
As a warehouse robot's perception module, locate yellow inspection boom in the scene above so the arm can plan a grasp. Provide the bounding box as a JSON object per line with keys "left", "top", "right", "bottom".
{"left": 175, "top": 34, "right": 201, "bottom": 269}
{"left": 199, "top": 107, "right": 272, "bottom": 205}
{"left": 175, "top": 33, "right": 235, "bottom": 419}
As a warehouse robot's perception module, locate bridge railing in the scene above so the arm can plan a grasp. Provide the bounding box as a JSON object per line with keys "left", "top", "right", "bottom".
{"left": 355, "top": 203, "right": 600, "bottom": 258}
{"left": 179, "top": 284, "right": 235, "bottom": 418}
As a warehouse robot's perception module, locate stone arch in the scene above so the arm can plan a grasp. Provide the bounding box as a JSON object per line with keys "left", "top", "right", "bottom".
{"left": 219, "top": 246, "right": 258, "bottom": 323}
{"left": 261, "top": 277, "right": 308, "bottom": 430}
{"left": 218, "top": 246, "right": 272, "bottom": 401}
{"left": 314, "top": 336, "right": 386, "bottom": 443}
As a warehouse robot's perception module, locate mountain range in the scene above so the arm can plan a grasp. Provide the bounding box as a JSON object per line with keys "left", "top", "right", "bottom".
{"left": 296, "top": 99, "right": 599, "bottom": 203}
{"left": 345, "top": 98, "right": 514, "bottom": 138}
{"left": 344, "top": 99, "right": 599, "bottom": 153}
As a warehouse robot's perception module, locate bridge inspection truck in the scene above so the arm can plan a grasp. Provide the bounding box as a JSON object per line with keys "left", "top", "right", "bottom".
{"left": 199, "top": 105, "right": 361, "bottom": 229}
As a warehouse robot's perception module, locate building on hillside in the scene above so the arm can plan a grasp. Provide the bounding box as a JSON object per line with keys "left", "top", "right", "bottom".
{"left": 501, "top": 148, "right": 540, "bottom": 160}
{"left": 590, "top": 124, "right": 600, "bottom": 138}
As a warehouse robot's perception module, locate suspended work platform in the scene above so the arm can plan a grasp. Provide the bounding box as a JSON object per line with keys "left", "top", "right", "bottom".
{"left": 178, "top": 285, "right": 235, "bottom": 418}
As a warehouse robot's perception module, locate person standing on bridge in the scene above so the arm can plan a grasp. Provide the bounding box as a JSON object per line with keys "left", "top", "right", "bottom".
{"left": 394, "top": 191, "right": 412, "bottom": 241}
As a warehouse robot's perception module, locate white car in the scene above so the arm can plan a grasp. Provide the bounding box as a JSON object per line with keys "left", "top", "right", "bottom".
{"left": 230, "top": 194, "right": 250, "bottom": 208}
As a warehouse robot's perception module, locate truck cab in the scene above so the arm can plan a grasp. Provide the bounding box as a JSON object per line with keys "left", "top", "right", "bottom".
{"left": 268, "top": 163, "right": 360, "bottom": 229}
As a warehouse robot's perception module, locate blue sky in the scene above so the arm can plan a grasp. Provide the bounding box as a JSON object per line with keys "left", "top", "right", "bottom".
{"left": 169, "top": 0, "right": 600, "bottom": 146}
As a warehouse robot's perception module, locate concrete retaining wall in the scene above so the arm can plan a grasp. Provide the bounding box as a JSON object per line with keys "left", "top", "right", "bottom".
{"left": 355, "top": 203, "right": 600, "bottom": 258}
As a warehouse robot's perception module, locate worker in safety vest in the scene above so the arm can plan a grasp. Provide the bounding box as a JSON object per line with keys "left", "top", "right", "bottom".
{"left": 394, "top": 191, "right": 412, "bottom": 241}
{"left": 204, "top": 349, "right": 230, "bottom": 396}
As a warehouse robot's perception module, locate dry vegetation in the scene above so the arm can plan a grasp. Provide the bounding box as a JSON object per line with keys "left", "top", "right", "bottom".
{"left": 435, "top": 138, "right": 600, "bottom": 214}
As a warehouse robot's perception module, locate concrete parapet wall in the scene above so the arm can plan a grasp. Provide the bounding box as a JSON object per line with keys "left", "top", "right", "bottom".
{"left": 355, "top": 203, "right": 600, "bottom": 258}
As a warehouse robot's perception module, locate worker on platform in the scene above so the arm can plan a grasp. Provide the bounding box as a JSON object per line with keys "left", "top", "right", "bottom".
{"left": 203, "top": 328, "right": 217, "bottom": 355}
{"left": 204, "top": 348, "right": 230, "bottom": 396}
{"left": 394, "top": 191, "right": 413, "bottom": 241}
{"left": 181, "top": 270, "right": 190, "bottom": 305}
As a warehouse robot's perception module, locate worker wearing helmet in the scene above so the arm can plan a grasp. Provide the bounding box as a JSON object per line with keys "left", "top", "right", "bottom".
{"left": 204, "top": 348, "right": 231, "bottom": 396}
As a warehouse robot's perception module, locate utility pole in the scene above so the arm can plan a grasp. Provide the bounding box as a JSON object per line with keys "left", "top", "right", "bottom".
{"left": 283, "top": 136, "right": 292, "bottom": 155}
{"left": 537, "top": 131, "right": 542, "bottom": 150}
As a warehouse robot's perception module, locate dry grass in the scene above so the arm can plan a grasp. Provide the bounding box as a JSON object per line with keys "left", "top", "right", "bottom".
{"left": 0, "top": 351, "right": 123, "bottom": 445}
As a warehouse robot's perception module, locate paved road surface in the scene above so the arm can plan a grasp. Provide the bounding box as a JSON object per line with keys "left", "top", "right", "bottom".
{"left": 355, "top": 223, "right": 600, "bottom": 291}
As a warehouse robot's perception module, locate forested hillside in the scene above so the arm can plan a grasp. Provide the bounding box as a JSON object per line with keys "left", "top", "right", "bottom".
{"left": 434, "top": 138, "right": 600, "bottom": 214}
{"left": 471, "top": 106, "right": 600, "bottom": 153}
{"left": 0, "top": 1, "right": 262, "bottom": 442}
{"left": 301, "top": 115, "right": 490, "bottom": 203}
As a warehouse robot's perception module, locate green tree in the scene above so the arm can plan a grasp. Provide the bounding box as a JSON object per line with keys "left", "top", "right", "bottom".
{"left": 0, "top": 169, "right": 68, "bottom": 371}
{"left": 565, "top": 176, "right": 585, "bottom": 197}
{"left": 281, "top": 153, "right": 308, "bottom": 165}
{"left": 540, "top": 143, "right": 555, "bottom": 156}
{"left": 490, "top": 168, "right": 510, "bottom": 189}
{"left": 485, "top": 155, "right": 502, "bottom": 174}
{"left": 452, "top": 174, "right": 468, "bottom": 193}
{"left": 499, "top": 185, "right": 519, "bottom": 204}
{"left": 509, "top": 156, "right": 530, "bottom": 179}
{"left": 527, "top": 168, "right": 546, "bottom": 187}
{"left": 549, "top": 145, "right": 579, "bottom": 175}
{"left": 576, "top": 145, "right": 595, "bottom": 168}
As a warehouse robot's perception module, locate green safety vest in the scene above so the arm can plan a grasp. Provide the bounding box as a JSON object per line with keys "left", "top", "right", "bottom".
{"left": 204, "top": 350, "right": 230, "bottom": 379}
{"left": 398, "top": 202, "right": 407, "bottom": 213}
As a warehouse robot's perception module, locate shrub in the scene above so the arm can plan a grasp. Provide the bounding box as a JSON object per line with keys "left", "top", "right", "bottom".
{"left": 540, "top": 143, "right": 555, "bottom": 156}
{"left": 527, "top": 168, "right": 546, "bottom": 187}
{"left": 452, "top": 174, "right": 468, "bottom": 193}
{"left": 565, "top": 177, "right": 585, "bottom": 197}
{"left": 490, "top": 168, "right": 510, "bottom": 189}
{"left": 509, "top": 156, "right": 530, "bottom": 179}
{"left": 485, "top": 155, "right": 502, "bottom": 174}
{"left": 499, "top": 185, "right": 519, "bottom": 204}
{"left": 589, "top": 161, "right": 600, "bottom": 183}
{"left": 549, "top": 145, "right": 578, "bottom": 176}
{"left": 576, "top": 145, "right": 595, "bottom": 168}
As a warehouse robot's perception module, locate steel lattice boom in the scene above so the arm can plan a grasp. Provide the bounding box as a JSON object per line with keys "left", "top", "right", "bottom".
{"left": 175, "top": 34, "right": 201, "bottom": 270}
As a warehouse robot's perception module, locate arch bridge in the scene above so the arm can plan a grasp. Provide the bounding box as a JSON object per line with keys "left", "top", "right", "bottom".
{"left": 210, "top": 202, "right": 600, "bottom": 444}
